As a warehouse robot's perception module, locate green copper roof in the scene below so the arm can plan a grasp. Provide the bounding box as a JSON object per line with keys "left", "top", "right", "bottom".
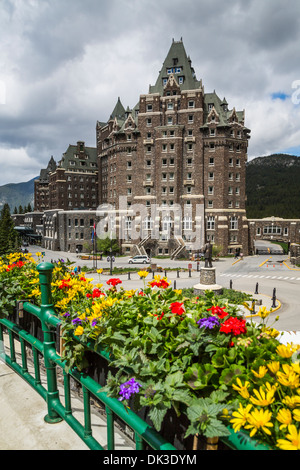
{"left": 149, "top": 39, "right": 202, "bottom": 94}
{"left": 59, "top": 142, "right": 97, "bottom": 171}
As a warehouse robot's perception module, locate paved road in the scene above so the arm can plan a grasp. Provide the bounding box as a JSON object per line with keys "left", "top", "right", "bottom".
{"left": 24, "top": 245, "right": 300, "bottom": 332}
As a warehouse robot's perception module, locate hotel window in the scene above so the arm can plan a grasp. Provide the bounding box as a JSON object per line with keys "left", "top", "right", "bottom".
{"left": 188, "top": 100, "right": 195, "bottom": 108}
{"left": 207, "top": 216, "right": 215, "bottom": 230}
{"left": 188, "top": 115, "right": 194, "bottom": 123}
{"left": 183, "top": 216, "right": 193, "bottom": 231}
{"left": 147, "top": 104, "right": 153, "bottom": 112}
{"left": 167, "top": 117, "right": 173, "bottom": 125}
{"left": 209, "top": 157, "right": 214, "bottom": 166}
{"left": 208, "top": 186, "right": 214, "bottom": 195}
{"left": 167, "top": 102, "right": 173, "bottom": 110}
{"left": 230, "top": 216, "right": 238, "bottom": 230}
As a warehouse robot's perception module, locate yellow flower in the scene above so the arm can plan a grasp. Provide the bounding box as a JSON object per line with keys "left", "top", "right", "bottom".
{"left": 257, "top": 306, "right": 270, "bottom": 318}
{"left": 293, "top": 409, "right": 300, "bottom": 422}
{"left": 138, "top": 270, "right": 149, "bottom": 278}
{"left": 277, "top": 425, "right": 300, "bottom": 450}
{"left": 245, "top": 408, "right": 273, "bottom": 437}
{"left": 97, "top": 269, "right": 103, "bottom": 274}
{"left": 251, "top": 365, "right": 268, "bottom": 379}
{"left": 173, "top": 289, "right": 182, "bottom": 295}
{"left": 282, "top": 395, "right": 300, "bottom": 409}
{"left": 277, "top": 344, "right": 296, "bottom": 358}
{"left": 232, "top": 378, "right": 250, "bottom": 399}
{"left": 230, "top": 403, "right": 252, "bottom": 432}
{"left": 35, "top": 252, "right": 42, "bottom": 257}
{"left": 277, "top": 364, "right": 300, "bottom": 389}
{"left": 74, "top": 325, "right": 84, "bottom": 336}
{"left": 249, "top": 383, "right": 276, "bottom": 407}
{"left": 276, "top": 408, "right": 293, "bottom": 430}
{"left": 267, "top": 361, "right": 280, "bottom": 375}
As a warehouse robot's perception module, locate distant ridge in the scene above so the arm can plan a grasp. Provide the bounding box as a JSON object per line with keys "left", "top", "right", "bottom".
{"left": 0, "top": 177, "right": 38, "bottom": 212}
{"left": 246, "top": 154, "right": 300, "bottom": 219}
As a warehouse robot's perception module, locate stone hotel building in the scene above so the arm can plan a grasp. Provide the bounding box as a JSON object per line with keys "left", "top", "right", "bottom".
{"left": 33, "top": 39, "right": 299, "bottom": 258}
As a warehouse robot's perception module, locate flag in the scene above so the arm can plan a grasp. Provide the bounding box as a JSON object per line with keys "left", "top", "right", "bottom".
{"left": 91, "top": 222, "right": 96, "bottom": 242}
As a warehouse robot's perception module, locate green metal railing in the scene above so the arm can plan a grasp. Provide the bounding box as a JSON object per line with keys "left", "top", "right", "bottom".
{"left": 0, "top": 262, "right": 270, "bottom": 451}
{"left": 0, "top": 262, "right": 176, "bottom": 450}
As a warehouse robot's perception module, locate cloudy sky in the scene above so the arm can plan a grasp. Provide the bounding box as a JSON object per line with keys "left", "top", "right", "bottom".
{"left": 0, "top": 0, "right": 300, "bottom": 186}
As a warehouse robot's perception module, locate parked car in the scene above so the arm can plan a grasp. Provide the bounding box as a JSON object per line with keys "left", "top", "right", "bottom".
{"left": 128, "top": 255, "right": 151, "bottom": 264}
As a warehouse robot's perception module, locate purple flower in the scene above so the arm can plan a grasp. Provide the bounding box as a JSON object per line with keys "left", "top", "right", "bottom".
{"left": 72, "top": 317, "right": 82, "bottom": 325}
{"left": 63, "top": 312, "right": 70, "bottom": 317}
{"left": 197, "top": 316, "right": 220, "bottom": 330}
{"left": 92, "top": 319, "right": 98, "bottom": 327}
{"left": 119, "top": 378, "right": 141, "bottom": 401}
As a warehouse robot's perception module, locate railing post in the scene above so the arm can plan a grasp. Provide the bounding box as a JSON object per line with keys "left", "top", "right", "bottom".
{"left": 37, "top": 262, "right": 63, "bottom": 424}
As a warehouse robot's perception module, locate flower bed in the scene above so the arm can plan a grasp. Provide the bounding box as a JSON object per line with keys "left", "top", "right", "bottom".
{"left": 1, "top": 254, "right": 300, "bottom": 450}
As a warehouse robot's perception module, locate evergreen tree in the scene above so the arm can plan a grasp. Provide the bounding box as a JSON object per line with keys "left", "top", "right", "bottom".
{"left": 0, "top": 204, "right": 20, "bottom": 255}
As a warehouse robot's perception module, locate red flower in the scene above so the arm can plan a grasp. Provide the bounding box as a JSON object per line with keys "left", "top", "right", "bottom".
{"left": 220, "top": 317, "right": 247, "bottom": 336}
{"left": 59, "top": 279, "right": 71, "bottom": 289}
{"left": 154, "top": 311, "right": 165, "bottom": 320}
{"left": 149, "top": 279, "right": 170, "bottom": 289}
{"left": 86, "top": 293, "right": 92, "bottom": 298}
{"left": 106, "top": 278, "right": 122, "bottom": 287}
{"left": 92, "top": 288, "right": 104, "bottom": 298}
{"left": 169, "top": 302, "right": 185, "bottom": 316}
{"left": 207, "top": 306, "right": 228, "bottom": 319}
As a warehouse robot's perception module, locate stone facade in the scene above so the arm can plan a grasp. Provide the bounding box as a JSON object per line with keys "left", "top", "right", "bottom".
{"left": 248, "top": 217, "right": 300, "bottom": 254}
{"left": 96, "top": 39, "right": 250, "bottom": 257}
{"left": 42, "top": 210, "right": 99, "bottom": 253}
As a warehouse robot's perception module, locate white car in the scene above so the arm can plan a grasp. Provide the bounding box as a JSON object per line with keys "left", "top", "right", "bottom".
{"left": 128, "top": 255, "right": 151, "bottom": 264}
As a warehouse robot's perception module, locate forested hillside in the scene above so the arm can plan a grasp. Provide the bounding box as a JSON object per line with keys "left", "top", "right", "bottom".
{"left": 246, "top": 154, "right": 300, "bottom": 219}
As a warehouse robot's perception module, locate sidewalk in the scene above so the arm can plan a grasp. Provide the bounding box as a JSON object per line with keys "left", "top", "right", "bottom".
{"left": 0, "top": 336, "right": 135, "bottom": 451}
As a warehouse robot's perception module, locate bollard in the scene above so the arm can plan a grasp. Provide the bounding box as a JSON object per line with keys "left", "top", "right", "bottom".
{"left": 272, "top": 288, "right": 277, "bottom": 308}
{"left": 128, "top": 272, "right": 131, "bottom": 280}
{"left": 230, "top": 279, "right": 233, "bottom": 289}
{"left": 164, "top": 270, "right": 167, "bottom": 277}
{"left": 174, "top": 280, "right": 176, "bottom": 290}
{"left": 177, "top": 269, "right": 180, "bottom": 278}
{"left": 255, "top": 282, "right": 259, "bottom": 294}
{"left": 189, "top": 269, "right": 191, "bottom": 278}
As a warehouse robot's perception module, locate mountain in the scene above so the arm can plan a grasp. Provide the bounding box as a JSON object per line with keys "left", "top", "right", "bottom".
{"left": 246, "top": 154, "right": 300, "bottom": 219}
{"left": 0, "top": 177, "right": 38, "bottom": 212}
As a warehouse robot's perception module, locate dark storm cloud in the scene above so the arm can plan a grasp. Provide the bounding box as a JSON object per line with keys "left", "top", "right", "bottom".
{"left": 0, "top": 0, "right": 299, "bottom": 185}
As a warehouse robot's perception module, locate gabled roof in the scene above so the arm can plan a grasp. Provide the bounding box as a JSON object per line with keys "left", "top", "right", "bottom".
{"left": 149, "top": 39, "right": 202, "bottom": 94}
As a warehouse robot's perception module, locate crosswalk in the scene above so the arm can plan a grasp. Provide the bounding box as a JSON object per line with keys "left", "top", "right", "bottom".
{"left": 219, "top": 273, "right": 300, "bottom": 282}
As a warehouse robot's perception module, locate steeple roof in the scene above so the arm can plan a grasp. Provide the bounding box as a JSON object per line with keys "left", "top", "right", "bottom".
{"left": 149, "top": 39, "right": 202, "bottom": 94}
{"left": 109, "top": 97, "right": 126, "bottom": 121}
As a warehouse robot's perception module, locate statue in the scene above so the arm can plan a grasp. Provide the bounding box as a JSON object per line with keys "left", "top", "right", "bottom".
{"left": 201, "top": 240, "right": 213, "bottom": 268}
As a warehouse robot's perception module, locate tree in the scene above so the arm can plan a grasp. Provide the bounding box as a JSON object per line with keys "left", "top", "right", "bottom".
{"left": 0, "top": 204, "right": 20, "bottom": 255}
{"left": 96, "top": 236, "right": 120, "bottom": 255}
